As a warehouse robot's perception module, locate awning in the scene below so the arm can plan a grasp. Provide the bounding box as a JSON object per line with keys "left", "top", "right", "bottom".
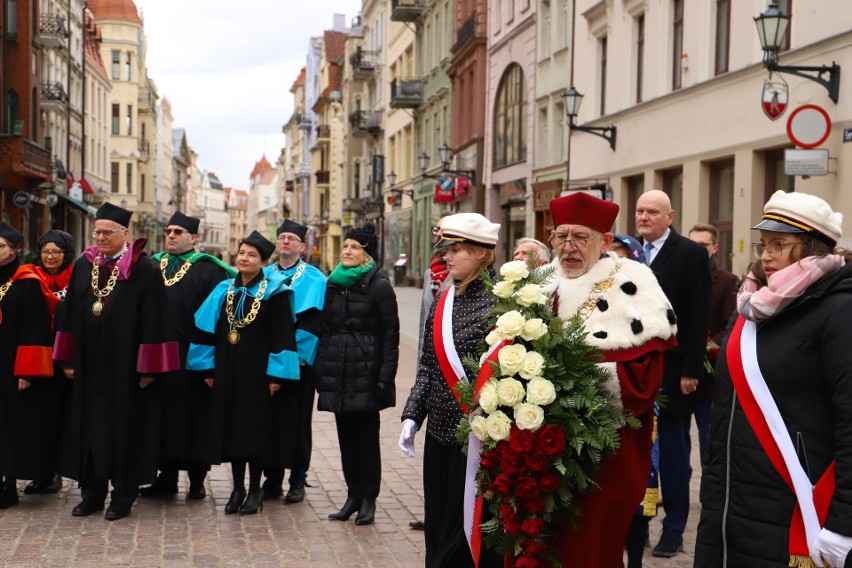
{"left": 57, "top": 192, "right": 97, "bottom": 217}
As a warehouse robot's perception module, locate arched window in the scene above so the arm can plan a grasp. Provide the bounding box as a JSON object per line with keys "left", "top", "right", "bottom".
{"left": 493, "top": 64, "right": 527, "bottom": 168}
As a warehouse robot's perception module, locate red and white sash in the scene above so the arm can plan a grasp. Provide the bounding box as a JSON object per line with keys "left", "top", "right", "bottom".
{"left": 727, "top": 316, "right": 836, "bottom": 564}
{"left": 432, "top": 287, "right": 507, "bottom": 566}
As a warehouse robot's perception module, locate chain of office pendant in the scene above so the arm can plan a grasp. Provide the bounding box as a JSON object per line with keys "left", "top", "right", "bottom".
{"left": 90, "top": 256, "right": 121, "bottom": 301}
{"left": 577, "top": 261, "right": 622, "bottom": 321}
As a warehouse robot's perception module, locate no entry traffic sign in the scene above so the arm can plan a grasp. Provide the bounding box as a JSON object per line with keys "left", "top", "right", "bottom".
{"left": 786, "top": 105, "right": 831, "bottom": 149}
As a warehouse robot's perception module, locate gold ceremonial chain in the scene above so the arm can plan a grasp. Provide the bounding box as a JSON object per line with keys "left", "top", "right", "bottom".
{"left": 0, "top": 279, "right": 11, "bottom": 303}
{"left": 160, "top": 253, "right": 195, "bottom": 286}
{"left": 578, "top": 261, "right": 622, "bottom": 321}
{"left": 90, "top": 256, "right": 122, "bottom": 316}
{"left": 225, "top": 278, "right": 268, "bottom": 344}
{"left": 284, "top": 261, "right": 307, "bottom": 285}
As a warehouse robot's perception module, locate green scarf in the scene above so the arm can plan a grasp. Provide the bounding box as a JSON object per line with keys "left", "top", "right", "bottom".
{"left": 327, "top": 261, "right": 374, "bottom": 288}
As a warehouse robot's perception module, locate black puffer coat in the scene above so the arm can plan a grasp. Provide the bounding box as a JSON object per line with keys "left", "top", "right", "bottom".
{"left": 402, "top": 273, "right": 496, "bottom": 446}
{"left": 695, "top": 262, "right": 852, "bottom": 567}
{"left": 315, "top": 265, "right": 399, "bottom": 413}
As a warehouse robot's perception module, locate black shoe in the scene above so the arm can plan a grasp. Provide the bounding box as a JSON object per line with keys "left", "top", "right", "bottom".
{"left": 355, "top": 498, "right": 375, "bottom": 526}
{"left": 224, "top": 489, "right": 246, "bottom": 515}
{"left": 239, "top": 490, "right": 262, "bottom": 516}
{"left": 187, "top": 483, "right": 206, "bottom": 500}
{"left": 0, "top": 485, "right": 19, "bottom": 509}
{"left": 260, "top": 482, "right": 282, "bottom": 500}
{"left": 284, "top": 484, "right": 305, "bottom": 503}
{"left": 138, "top": 477, "right": 178, "bottom": 498}
{"left": 105, "top": 502, "right": 131, "bottom": 521}
{"left": 328, "top": 497, "right": 360, "bottom": 521}
{"left": 24, "top": 475, "right": 61, "bottom": 495}
{"left": 409, "top": 520, "right": 425, "bottom": 531}
{"left": 652, "top": 529, "right": 685, "bottom": 557}
{"left": 71, "top": 499, "right": 104, "bottom": 517}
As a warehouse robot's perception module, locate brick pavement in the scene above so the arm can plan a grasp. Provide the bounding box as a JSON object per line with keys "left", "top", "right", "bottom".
{"left": 0, "top": 284, "right": 702, "bottom": 567}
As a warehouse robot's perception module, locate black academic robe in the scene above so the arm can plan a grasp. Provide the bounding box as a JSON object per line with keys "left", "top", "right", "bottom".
{"left": 0, "top": 260, "right": 59, "bottom": 480}
{"left": 54, "top": 240, "right": 178, "bottom": 486}
{"left": 156, "top": 255, "right": 232, "bottom": 467}
{"left": 191, "top": 273, "right": 300, "bottom": 466}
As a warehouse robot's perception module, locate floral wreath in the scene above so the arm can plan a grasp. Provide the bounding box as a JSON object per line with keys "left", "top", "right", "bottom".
{"left": 456, "top": 259, "right": 637, "bottom": 567}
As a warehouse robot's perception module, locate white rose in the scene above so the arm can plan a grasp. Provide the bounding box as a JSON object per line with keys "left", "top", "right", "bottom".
{"left": 497, "top": 377, "right": 526, "bottom": 407}
{"left": 498, "top": 344, "right": 527, "bottom": 376}
{"left": 485, "top": 329, "right": 502, "bottom": 346}
{"left": 495, "top": 310, "right": 526, "bottom": 339}
{"left": 492, "top": 280, "right": 515, "bottom": 299}
{"left": 485, "top": 410, "right": 513, "bottom": 441}
{"left": 526, "top": 377, "right": 557, "bottom": 406}
{"left": 519, "top": 351, "right": 546, "bottom": 380}
{"left": 515, "top": 283, "right": 546, "bottom": 307}
{"left": 520, "top": 318, "right": 548, "bottom": 341}
{"left": 470, "top": 415, "right": 489, "bottom": 441}
{"left": 514, "top": 403, "right": 545, "bottom": 431}
{"left": 478, "top": 388, "right": 500, "bottom": 414}
{"left": 500, "top": 260, "right": 530, "bottom": 282}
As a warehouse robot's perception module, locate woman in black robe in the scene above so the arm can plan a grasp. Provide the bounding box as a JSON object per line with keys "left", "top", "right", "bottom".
{"left": 188, "top": 231, "right": 299, "bottom": 515}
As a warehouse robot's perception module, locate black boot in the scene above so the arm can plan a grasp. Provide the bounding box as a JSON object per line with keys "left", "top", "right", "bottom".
{"left": 139, "top": 471, "right": 178, "bottom": 498}
{"left": 0, "top": 479, "right": 19, "bottom": 510}
{"left": 224, "top": 489, "right": 246, "bottom": 515}
{"left": 355, "top": 498, "right": 375, "bottom": 525}
{"left": 239, "top": 490, "right": 262, "bottom": 515}
{"left": 328, "top": 497, "right": 360, "bottom": 521}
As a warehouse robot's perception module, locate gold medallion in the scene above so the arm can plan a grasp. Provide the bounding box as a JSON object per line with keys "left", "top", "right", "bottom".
{"left": 227, "top": 330, "right": 240, "bottom": 345}
{"left": 92, "top": 300, "right": 103, "bottom": 316}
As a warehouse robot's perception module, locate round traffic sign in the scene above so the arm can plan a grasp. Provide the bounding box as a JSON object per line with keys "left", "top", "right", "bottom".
{"left": 12, "top": 191, "right": 31, "bottom": 208}
{"left": 786, "top": 105, "right": 831, "bottom": 149}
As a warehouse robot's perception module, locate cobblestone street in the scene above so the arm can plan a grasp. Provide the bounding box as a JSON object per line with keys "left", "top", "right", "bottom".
{"left": 0, "top": 284, "right": 701, "bottom": 567}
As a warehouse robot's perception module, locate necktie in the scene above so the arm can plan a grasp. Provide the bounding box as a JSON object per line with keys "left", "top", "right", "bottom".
{"left": 644, "top": 242, "right": 654, "bottom": 265}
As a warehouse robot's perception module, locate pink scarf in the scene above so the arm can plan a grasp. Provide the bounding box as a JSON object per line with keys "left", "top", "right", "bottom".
{"left": 737, "top": 255, "right": 845, "bottom": 322}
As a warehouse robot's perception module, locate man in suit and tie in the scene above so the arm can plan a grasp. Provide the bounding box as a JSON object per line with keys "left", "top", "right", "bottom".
{"left": 636, "top": 189, "right": 711, "bottom": 557}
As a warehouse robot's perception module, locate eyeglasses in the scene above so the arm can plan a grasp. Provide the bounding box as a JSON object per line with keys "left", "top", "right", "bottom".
{"left": 91, "top": 228, "right": 125, "bottom": 238}
{"left": 41, "top": 249, "right": 65, "bottom": 257}
{"left": 164, "top": 228, "right": 187, "bottom": 236}
{"left": 752, "top": 240, "right": 802, "bottom": 259}
{"left": 552, "top": 232, "right": 601, "bottom": 248}
{"left": 277, "top": 235, "right": 303, "bottom": 243}
{"left": 0, "top": 243, "right": 10, "bottom": 250}
{"left": 431, "top": 226, "right": 440, "bottom": 236}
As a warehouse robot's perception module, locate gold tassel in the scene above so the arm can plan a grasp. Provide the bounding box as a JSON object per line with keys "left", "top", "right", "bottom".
{"left": 641, "top": 488, "right": 659, "bottom": 517}
{"left": 788, "top": 554, "right": 818, "bottom": 568}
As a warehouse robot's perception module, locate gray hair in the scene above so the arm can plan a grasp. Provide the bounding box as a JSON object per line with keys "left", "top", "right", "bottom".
{"left": 515, "top": 237, "right": 551, "bottom": 261}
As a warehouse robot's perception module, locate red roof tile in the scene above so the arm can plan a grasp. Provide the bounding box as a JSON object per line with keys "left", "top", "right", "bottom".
{"left": 89, "top": 0, "right": 141, "bottom": 24}
{"left": 250, "top": 156, "right": 273, "bottom": 179}
{"left": 324, "top": 30, "right": 347, "bottom": 64}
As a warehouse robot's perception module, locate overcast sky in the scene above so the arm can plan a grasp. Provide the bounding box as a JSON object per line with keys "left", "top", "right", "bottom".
{"left": 134, "top": 0, "right": 361, "bottom": 189}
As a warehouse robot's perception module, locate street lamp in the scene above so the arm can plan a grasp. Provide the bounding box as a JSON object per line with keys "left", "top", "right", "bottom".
{"left": 386, "top": 171, "right": 413, "bottom": 200}
{"left": 754, "top": 2, "right": 840, "bottom": 103}
{"left": 387, "top": 170, "right": 397, "bottom": 187}
{"left": 562, "top": 86, "right": 617, "bottom": 151}
{"left": 419, "top": 143, "right": 476, "bottom": 185}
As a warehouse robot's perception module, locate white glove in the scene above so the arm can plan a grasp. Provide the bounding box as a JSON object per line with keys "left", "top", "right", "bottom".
{"left": 811, "top": 528, "right": 852, "bottom": 567}
{"left": 398, "top": 419, "right": 418, "bottom": 458}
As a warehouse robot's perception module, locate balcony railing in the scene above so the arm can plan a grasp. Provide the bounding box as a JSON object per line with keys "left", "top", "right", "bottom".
{"left": 39, "top": 15, "right": 68, "bottom": 48}
{"left": 315, "top": 170, "right": 330, "bottom": 185}
{"left": 390, "top": 78, "right": 423, "bottom": 109}
{"left": 453, "top": 12, "right": 477, "bottom": 53}
{"left": 316, "top": 124, "right": 330, "bottom": 140}
{"left": 295, "top": 163, "right": 312, "bottom": 179}
{"left": 297, "top": 114, "right": 313, "bottom": 130}
{"left": 350, "top": 47, "right": 377, "bottom": 80}
{"left": 0, "top": 135, "right": 52, "bottom": 180}
{"left": 348, "top": 110, "right": 382, "bottom": 138}
{"left": 391, "top": 0, "right": 423, "bottom": 22}
{"left": 40, "top": 82, "right": 68, "bottom": 112}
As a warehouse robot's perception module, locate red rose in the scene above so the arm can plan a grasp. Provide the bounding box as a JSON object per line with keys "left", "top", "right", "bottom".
{"left": 523, "top": 496, "right": 545, "bottom": 514}
{"left": 480, "top": 449, "right": 500, "bottom": 471}
{"left": 509, "top": 427, "right": 535, "bottom": 453}
{"left": 538, "top": 470, "right": 561, "bottom": 493}
{"left": 501, "top": 452, "right": 524, "bottom": 476}
{"left": 499, "top": 502, "right": 516, "bottom": 521}
{"left": 524, "top": 450, "right": 548, "bottom": 472}
{"left": 491, "top": 473, "right": 512, "bottom": 496}
{"left": 521, "top": 516, "right": 545, "bottom": 537}
{"left": 521, "top": 538, "right": 548, "bottom": 554}
{"left": 515, "top": 475, "right": 540, "bottom": 499}
{"left": 514, "top": 556, "right": 539, "bottom": 568}
{"left": 536, "top": 425, "right": 567, "bottom": 458}
{"left": 504, "top": 517, "right": 522, "bottom": 536}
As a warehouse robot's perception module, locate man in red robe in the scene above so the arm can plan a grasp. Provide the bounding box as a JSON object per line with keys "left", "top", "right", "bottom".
{"left": 543, "top": 192, "right": 677, "bottom": 567}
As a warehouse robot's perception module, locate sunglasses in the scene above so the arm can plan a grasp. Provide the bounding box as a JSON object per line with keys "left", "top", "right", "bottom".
{"left": 164, "top": 228, "right": 188, "bottom": 236}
